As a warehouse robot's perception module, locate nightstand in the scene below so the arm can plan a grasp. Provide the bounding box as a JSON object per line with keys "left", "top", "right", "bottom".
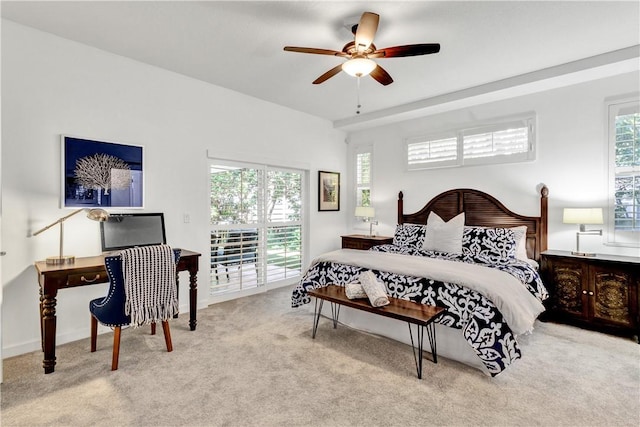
{"left": 341, "top": 234, "right": 393, "bottom": 250}
{"left": 540, "top": 249, "right": 640, "bottom": 342}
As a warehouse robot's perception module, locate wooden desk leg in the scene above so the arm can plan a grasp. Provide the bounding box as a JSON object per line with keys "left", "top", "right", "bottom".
{"left": 39, "top": 288, "right": 45, "bottom": 352}
{"left": 174, "top": 275, "right": 180, "bottom": 319}
{"left": 188, "top": 267, "right": 197, "bottom": 331}
{"left": 41, "top": 292, "right": 58, "bottom": 374}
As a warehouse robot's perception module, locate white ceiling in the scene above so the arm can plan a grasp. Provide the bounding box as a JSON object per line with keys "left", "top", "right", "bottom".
{"left": 3, "top": 1, "right": 639, "bottom": 128}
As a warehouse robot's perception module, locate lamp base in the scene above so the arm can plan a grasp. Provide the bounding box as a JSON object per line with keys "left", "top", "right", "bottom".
{"left": 45, "top": 255, "right": 76, "bottom": 265}
{"left": 570, "top": 251, "right": 596, "bottom": 257}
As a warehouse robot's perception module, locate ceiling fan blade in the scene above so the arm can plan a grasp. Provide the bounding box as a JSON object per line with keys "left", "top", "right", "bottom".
{"left": 370, "top": 65, "right": 393, "bottom": 86}
{"left": 354, "top": 12, "right": 379, "bottom": 52}
{"left": 312, "top": 64, "right": 344, "bottom": 84}
{"left": 370, "top": 43, "right": 441, "bottom": 58}
{"left": 284, "top": 46, "right": 348, "bottom": 57}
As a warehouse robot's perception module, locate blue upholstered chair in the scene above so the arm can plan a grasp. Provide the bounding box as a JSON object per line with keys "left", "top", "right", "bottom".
{"left": 90, "top": 247, "right": 181, "bottom": 370}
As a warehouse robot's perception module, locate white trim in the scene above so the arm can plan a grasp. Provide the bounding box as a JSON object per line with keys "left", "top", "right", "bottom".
{"left": 208, "top": 159, "right": 307, "bottom": 303}
{"left": 335, "top": 46, "right": 640, "bottom": 131}
{"left": 207, "top": 149, "right": 310, "bottom": 171}
{"left": 405, "top": 114, "right": 536, "bottom": 171}
{"left": 605, "top": 95, "right": 640, "bottom": 247}
{"left": 208, "top": 279, "right": 295, "bottom": 305}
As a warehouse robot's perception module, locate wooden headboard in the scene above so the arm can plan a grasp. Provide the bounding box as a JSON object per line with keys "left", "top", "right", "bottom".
{"left": 397, "top": 186, "right": 549, "bottom": 261}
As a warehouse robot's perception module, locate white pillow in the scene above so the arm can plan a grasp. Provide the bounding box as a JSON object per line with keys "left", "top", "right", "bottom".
{"left": 422, "top": 212, "right": 465, "bottom": 254}
{"left": 510, "top": 226, "right": 529, "bottom": 261}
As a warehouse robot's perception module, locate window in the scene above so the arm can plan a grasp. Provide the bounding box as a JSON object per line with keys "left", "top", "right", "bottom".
{"left": 407, "top": 135, "right": 457, "bottom": 168}
{"left": 355, "top": 146, "right": 372, "bottom": 207}
{"left": 406, "top": 116, "right": 535, "bottom": 170}
{"left": 608, "top": 99, "right": 640, "bottom": 246}
{"left": 210, "top": 162, "right": 304, "bottom": 295}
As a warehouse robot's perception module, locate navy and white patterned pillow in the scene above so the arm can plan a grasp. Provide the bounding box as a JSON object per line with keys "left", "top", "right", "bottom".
{"left": 462, "top": 226, "right": 518, "bottom": 265}
{"left": 392, "top": 223, "right": 427, "bottom": 250}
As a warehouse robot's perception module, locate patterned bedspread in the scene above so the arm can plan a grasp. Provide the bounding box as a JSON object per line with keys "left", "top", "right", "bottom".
{"left": 291, "top": 244, "right": 548, "bottom": 376}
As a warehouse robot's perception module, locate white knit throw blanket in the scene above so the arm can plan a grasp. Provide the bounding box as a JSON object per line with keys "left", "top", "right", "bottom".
{"left": 121, "top": 244, "right": 178, "bottom": 327}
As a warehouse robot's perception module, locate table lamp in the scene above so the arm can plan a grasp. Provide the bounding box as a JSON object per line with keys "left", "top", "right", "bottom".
{"left": 33, "top": 208, "right": 110, "bottom": 265}
{"left": 355, "top": 206, "right": 377, "bottom": 236}
{"left": 562, "top": 208, "right": 603, "bottom": 257}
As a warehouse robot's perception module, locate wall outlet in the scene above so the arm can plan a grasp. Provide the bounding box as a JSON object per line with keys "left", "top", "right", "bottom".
{"left": 183, "top": 213, "right": 190, "bottom": 223}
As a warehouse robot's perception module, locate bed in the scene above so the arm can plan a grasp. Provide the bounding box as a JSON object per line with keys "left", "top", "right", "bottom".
{"left": 292, "top": 186, "right": 549, "bottom": 376}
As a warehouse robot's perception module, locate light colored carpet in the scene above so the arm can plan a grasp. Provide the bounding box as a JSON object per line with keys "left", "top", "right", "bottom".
{"left": 1, "top": 285, "right": 639, "bottom": 426}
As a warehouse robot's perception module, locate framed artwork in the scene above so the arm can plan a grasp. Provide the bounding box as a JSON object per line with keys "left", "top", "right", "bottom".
{"left": 61, "top": 135, "right": 144, "bottom": 208}
{"left": 318, "top": 170, "right": 340, "bottom": 211}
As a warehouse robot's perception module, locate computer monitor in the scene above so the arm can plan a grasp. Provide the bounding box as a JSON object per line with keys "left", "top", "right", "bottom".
{"left": 100, "top": 213, "right": 166, "bottom": 252}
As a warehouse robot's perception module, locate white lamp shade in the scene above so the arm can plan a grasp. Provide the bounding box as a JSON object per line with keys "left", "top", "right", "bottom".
{"left": 342, "top": 58, "right": 377, "bottom": 77}
{"left": 355, "top": 206, "right": 375, "bottom": 218}
{"left": 563, "top": 208, "right": 603, "bottom": 225}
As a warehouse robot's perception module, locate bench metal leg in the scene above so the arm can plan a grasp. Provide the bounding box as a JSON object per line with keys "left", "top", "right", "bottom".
{"left": 312, "top": 298, "right": 341, "bottom": 339}
{"left": 312, "top": 298, "right": 324, "bottom": 339}
{"left": 426, "top": 322, "right": 438, "bottom": 364}
{"left": 330, "top": 302, "right": 340, "bottom": 329}
{"left": 408, "top": 323, "right": 424, "bottom": 379}
{"left": 408, "top": 322, "right": 438, "bottom": 379}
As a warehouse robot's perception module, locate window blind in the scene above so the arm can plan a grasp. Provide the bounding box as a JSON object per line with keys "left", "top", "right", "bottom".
{"left": 405, "top": 115, "right": 535, "bottom": 170}
{"left": 610, "top": 100, "right": 640, "bottom": 234}
{"left": 356, "top": 149, "right": 372, "bottom": 206}
{"left": 407, "top": 136, "right": 458, "bottom": 165}
{"left": 210, "top": 163, "right": 303, "bottom": 295}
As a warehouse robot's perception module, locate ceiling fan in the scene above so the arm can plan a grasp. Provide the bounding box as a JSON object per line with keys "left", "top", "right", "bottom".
{"left": 284, "top": 12, "right": 440, "bottom": 86}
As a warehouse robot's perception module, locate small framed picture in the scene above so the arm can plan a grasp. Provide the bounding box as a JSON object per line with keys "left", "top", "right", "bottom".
{"left": 318, "top": 170, "right": 340, "bottom": 211}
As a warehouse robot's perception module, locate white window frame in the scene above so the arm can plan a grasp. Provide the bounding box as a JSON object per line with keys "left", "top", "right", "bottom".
{"left": 209, "top": 158, "right": 306, "bottom": 299}
{"left": 354, "top": 144, "right": 373, "bottom": 207}
{"left": 606, "top": 97, "right": 640, "bottom": 247}
{"left": 405, "top": 114, "right": 536, "bottom": 170}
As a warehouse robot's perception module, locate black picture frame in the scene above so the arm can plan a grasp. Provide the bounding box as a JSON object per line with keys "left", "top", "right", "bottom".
{"left": 62, "top": 135, "right": 144, "bottom": 208}
{"left": 318, "top": 170, "right": 340, "bottom": 211}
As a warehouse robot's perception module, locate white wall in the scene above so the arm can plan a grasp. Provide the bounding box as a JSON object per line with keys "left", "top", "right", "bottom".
{"left": 1, "top": 21, "right": 347, "bottom": 358}
{"left": 347, "top": 71, "right": 640, "bottom": 258}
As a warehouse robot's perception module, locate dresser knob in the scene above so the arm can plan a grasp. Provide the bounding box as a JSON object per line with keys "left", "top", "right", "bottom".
{"left": 582, "top": 290, "right": 587, "bottom": 294}
{"left": 588, "top": 291, "right": 594, "bottom": 296}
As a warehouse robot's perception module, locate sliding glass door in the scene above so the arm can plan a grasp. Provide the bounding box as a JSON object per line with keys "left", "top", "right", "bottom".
{"left": 209, "top": 161, "right": 303, "bottom": 296}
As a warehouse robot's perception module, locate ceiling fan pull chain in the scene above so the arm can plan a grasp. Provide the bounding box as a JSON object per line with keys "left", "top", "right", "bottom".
{"left": 356, "top": 76, "right": 362, "bottom": 115}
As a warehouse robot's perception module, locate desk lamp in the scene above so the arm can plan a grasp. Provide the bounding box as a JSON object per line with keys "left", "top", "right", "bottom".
{"left": 33, "top": 208, "right": 109, "bottom": 265}
{"left": 562, "top": 208, "right": 603, "bottom": 257}
{"left": 355, "top": 206, "right": 377, "bottom": 236}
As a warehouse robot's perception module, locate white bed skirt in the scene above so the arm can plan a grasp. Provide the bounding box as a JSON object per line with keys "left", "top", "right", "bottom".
{"left": 335, "top": 305, "right": 489, "bottom": 375}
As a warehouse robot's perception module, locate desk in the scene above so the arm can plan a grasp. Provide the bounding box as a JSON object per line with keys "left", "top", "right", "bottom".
{"left": 35, "top": 249, "right": 201, "bottom": 374}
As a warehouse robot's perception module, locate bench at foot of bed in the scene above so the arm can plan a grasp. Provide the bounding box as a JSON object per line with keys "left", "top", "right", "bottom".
{"left": 307, "top": 284, "right": 446, "bottom": 379}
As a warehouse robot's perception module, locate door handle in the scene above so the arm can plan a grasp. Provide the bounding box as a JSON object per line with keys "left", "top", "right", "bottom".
{"left": 0, "top": 251, "right": 6, "bottom": 256}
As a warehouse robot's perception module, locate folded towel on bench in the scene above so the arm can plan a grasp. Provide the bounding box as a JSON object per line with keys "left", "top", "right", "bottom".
{"left": 359, "top": 271, "right": 390, "bottom": 307}
{"left": 345, "top": 282, "right": 367, "bottom": 300}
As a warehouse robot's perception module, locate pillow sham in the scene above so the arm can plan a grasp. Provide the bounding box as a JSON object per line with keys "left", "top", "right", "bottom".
{"left": 462, "top": 226, "right": 518, "bottom": 265}
{"left": 392, "top": 223, "right": 427, "bottom": 250}
{"left": 422, "top": 212, "right": 465, "bottom": 254}
{"left": 510, "top": 225, "right": 529, "bottom": 261}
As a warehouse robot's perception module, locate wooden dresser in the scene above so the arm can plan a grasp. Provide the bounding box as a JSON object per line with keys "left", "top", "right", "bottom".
{"left": 540, "top": 249, "right": 640, "bottom": 342}
{"left": 341, "top": 234, "right": 393, "bottom": 250}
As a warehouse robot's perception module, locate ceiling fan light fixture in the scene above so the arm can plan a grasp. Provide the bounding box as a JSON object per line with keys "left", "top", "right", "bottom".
{"left": 341, "top": 57, "right": 377, "bottom": 77}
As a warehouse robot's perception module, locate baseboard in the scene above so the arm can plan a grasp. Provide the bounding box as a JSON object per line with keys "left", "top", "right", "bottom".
{"left": 208, "top": 279, "right": 295, "bottom": 305}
